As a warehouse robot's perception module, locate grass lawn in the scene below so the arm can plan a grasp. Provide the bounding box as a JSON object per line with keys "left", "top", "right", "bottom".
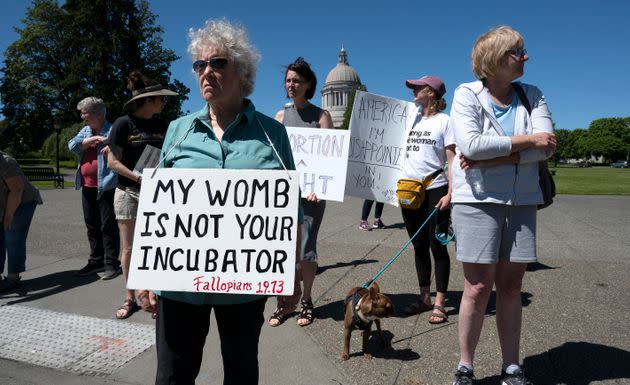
{"left": 551, "top": 166, "right": 630, "bottom": 195}
{"left": 27, "top": 166, "right": 628, "bottom": 195}
{"left": 31, "top": 181, "right": 75, "bottom": 189}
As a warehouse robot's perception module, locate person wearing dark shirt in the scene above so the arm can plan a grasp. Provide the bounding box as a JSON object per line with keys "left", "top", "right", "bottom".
{"left": 107, "top": 71, "right": 177, "bottom": 319}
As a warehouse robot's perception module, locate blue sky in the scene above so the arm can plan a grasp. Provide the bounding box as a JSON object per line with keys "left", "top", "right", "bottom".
{"left": 1, "top": 0, "right": 629, "bottom": 130}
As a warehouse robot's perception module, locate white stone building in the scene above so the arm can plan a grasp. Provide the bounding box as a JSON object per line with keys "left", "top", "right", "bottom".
{"left": 321, "top": 48, "right": 363, "bottom": 128}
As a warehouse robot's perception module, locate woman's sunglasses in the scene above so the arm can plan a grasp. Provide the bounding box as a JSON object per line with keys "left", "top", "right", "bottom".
{"left": 192, "top": 57, "right": 228, "bottom": 75}
{"left": 506, "top": 47, "right": 527, "bottom": 58}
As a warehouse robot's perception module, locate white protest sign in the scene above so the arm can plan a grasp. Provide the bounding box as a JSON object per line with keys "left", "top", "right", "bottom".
{"left": 127, "top": 168, "right": 299, "bottom": 296}
{"left": 286, "top": 126, "right": 350, "bottom": 202}
{"left": 345, "top": 90, "right": 416, "bottom": 206}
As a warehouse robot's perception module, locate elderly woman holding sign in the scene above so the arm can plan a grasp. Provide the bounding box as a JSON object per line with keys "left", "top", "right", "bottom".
{"left": 449, "top": 26, "right": 555, "bottom": 385}
{"left": 139, "top": 19, "right": 301, "bottom": 385}
{"left": 271, "top": 57, "right": 333, "bottom": 328}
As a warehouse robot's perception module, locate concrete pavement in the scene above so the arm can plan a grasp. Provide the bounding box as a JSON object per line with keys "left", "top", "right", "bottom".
{"left": 1, "top": 189, "right": 629, "bottom": 384}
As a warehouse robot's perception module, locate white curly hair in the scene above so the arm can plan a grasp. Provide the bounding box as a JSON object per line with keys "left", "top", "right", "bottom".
{"left": 188, "top": 18, "right": 260, "bottom": 97}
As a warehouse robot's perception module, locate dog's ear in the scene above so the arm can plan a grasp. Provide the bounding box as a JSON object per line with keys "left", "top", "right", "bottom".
{"left": 369, "top": 285, "right": 378, "bottom": 300}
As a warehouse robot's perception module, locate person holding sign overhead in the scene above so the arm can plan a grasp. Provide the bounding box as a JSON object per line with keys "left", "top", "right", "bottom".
{"left": 449, "top": 26, "right": 555, "bottom": 385}
{"left": 136, "top": 19, "right": 302, "bottom": 385}
{"left": 400, "top": 75, "right": 455, "bottom": 324}
{"left": 271, "top": 57, "right": 333, "bottom": 328}
{"left": 107, "top": 70, "right": 178, "bottom": 320}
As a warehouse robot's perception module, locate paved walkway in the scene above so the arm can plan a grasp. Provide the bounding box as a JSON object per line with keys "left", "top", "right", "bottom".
{"left": 1, "top": 189, "right": 629, "bottom": 384}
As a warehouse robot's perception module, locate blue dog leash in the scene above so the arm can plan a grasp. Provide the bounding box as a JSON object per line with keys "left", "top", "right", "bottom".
{"left": 362, "top": 206, "right": 439, "bottom": 289}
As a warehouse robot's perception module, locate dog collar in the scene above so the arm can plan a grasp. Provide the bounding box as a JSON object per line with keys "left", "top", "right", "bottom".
{"left": 346, "top": 292, "right": 373, "bottom": 331}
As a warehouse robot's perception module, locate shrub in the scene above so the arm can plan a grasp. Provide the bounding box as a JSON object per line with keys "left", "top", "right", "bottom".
{"left": 41, "top": 123, "right": 84, "bottom": 161}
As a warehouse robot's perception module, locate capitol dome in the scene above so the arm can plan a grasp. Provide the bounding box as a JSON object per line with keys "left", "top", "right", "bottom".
{"left": 321, "top": 48, "right": 362, "bottom": 128}
{"left": 325, "top": 48, "right": 361, "bottom": 84}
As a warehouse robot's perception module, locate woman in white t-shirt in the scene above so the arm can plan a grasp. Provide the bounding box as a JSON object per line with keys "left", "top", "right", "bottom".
{"left": 401, "top": 75, "right": 455, "bottom": 324}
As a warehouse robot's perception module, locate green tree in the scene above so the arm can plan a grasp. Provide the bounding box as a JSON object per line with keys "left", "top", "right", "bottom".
{"left": 551, "top": 128, "right": 572, "bottom": 165}
{"left": 0, "top": 0, "right": 189, "bottom": 155}
{"left": 340, "top": 84, "right": 367, "bottom": 130}
{"left": 0, "top": 120, "right": 8, "bottom": 152}
{"left": 585, "top": 117, "right": 630, "bottom": 161}
{"left": 568, "top": 129, "right": 590, "bottom": 159}
{"left": 588, "top": 117, "right": 630, "bottom": 142}
{"left": 41, "top": 123, "right": 84, "bottom": 162}
{"left": 584, "top": 135, "right": 627, "bottom": 161}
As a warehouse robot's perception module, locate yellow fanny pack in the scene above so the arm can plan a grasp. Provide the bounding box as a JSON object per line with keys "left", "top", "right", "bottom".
{"left": 396, "top": 169, "right": 443, "bottom": 209}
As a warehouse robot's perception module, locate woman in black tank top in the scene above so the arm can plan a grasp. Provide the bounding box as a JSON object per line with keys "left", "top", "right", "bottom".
{"left": 269, "top": 58, "right": 333, "bottom": 328}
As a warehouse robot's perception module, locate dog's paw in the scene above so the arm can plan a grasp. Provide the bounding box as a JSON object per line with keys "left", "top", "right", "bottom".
{"left": 341, "top": 353, "right": 349, "bottom": 361}
{"left": 363, "top": 352, "right": 373, "bottom": 360}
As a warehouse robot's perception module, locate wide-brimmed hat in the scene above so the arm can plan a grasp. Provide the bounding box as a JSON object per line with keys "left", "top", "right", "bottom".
{"left": 405, "top": 75, "right": 446, "bottom": 99}
{"left": 123, "top": 84, "right": 178, "bottom": 110}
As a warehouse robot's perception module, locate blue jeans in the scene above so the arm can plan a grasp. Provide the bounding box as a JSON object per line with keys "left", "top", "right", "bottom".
{"left": 1, "top": 201, "right": 37, "bottom": 274}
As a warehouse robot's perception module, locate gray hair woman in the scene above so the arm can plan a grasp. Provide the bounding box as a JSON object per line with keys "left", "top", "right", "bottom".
{"left": 449, "top": 26, "right": 556, "bottom": 385}
{"left": 68, "top": 97, "right": 120, "bottom": 281}
{"left": 139, "top": 19, "right": 302, "bottom": 385}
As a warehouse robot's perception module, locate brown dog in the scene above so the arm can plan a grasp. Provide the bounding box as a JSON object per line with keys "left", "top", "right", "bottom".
{"left": 341, "top": 282, "right": 395, "bottom": 360}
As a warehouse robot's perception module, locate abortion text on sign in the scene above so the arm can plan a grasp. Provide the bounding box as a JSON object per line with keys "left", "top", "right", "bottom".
{"left": 345, "top": 91, "right": 416, "bottom": 206}
{"left": 286, "top": 126, "right": 350, "bottom": 202}
{"left": 127, "top": 168, "right": 299, "bottom": 295}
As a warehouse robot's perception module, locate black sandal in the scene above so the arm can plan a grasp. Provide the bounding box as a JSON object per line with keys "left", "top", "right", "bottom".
{"left": 269, "top": 307, "right": 290, "bottom": 327}
{"left": 116, "top": 298, "right": 139, "bottom": 320}
{"left": 297, "top": 299, "right": 314, "bottom": 327}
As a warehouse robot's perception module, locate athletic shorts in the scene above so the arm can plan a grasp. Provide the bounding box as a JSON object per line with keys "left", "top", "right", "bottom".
{"left": 114, "top": 186, "right": 140, "bottom": 220}
{"left": 452, "top": 203, "right": 537, "bottom": 264}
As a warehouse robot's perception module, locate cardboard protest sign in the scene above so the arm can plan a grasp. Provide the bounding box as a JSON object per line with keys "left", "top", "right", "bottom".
{"left": 345, "top": 91, "right": 416, "bottom": 206}
{"left": 285, "top": 126, "right": 350, "bottom": 202}
{"left": 127, "top": 168, "right": 299, "bottom": 295}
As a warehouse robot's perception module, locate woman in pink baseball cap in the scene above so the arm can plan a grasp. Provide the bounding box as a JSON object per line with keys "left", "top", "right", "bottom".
{"left": 400, "top": 75, "right": 456, "bottom": 325}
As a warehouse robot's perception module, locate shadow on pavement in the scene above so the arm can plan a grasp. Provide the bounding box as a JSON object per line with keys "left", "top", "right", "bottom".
{"left": 315, "top": 293, "right": 421, "bottom": 322}
{"left": 0, "top": 270, "right": 99, "bottom": 306}
{"left": 468, "top": 341, "right": 630, "bottom": 384}
{"left": 317, "top": 258, "right": 379, "bottom": 275}
{"left": 526, "top": 261, "right": 558, "bottom": 272}
{"left": 316, "top": 290, "right": 534, "bottom": 323}
{"left": 383, "top": 221, "right": 406, "bottom": 229}
{"left": 340, "top": 330, "right": 421, "bottom": 361}
{"left": 524, "top": 341, "right": 630, "bottom": 385}
{"left": 391, "top": 291, "right": 534, "bottom": 320}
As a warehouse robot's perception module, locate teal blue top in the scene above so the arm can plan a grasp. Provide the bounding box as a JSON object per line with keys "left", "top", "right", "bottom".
{"left": 492, "top": 91, "right": 518, "bottom": 136}
{"left": 156, "top": 99, "right": 302, "bottom": 305}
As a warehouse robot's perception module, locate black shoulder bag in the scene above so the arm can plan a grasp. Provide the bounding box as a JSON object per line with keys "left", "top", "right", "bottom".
{"left": 513, "top": 83, "right": 556, "bottom": 210}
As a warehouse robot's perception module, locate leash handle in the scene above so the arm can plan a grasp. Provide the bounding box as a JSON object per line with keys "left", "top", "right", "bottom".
{"left": 362, "top": 206, "right": 439, "bottom": 288}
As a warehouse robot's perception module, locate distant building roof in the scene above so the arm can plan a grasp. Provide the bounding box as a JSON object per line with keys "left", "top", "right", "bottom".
{"left": 324, "top": 48, "right": 361, "bottom": 85}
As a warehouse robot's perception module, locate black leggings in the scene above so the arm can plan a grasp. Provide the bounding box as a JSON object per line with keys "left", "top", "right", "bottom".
{"left": 400, "top": 185, "right": 451, "bottom": 293}
{"left": 361, "top": 200, "right": 384, "bottom": 220}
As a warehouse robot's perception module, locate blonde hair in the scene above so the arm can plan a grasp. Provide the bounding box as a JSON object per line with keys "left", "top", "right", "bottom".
{"left": 471, "top": 26, "right": 524, "bottom": 80}
{"left": 188, "top": 18, "right": 260, "bottom": 97}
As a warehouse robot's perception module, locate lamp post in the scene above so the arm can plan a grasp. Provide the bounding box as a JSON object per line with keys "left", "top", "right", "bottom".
{"left": 54, "top": 114, "right": 60, "bottom": 174}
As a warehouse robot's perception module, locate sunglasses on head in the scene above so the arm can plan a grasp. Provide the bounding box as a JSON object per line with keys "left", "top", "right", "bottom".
{"left": 507, "top": 47, "right": 527, "bottom": 58}
{"left": 192, "top": 57, "right": 228, "bottom": 74}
